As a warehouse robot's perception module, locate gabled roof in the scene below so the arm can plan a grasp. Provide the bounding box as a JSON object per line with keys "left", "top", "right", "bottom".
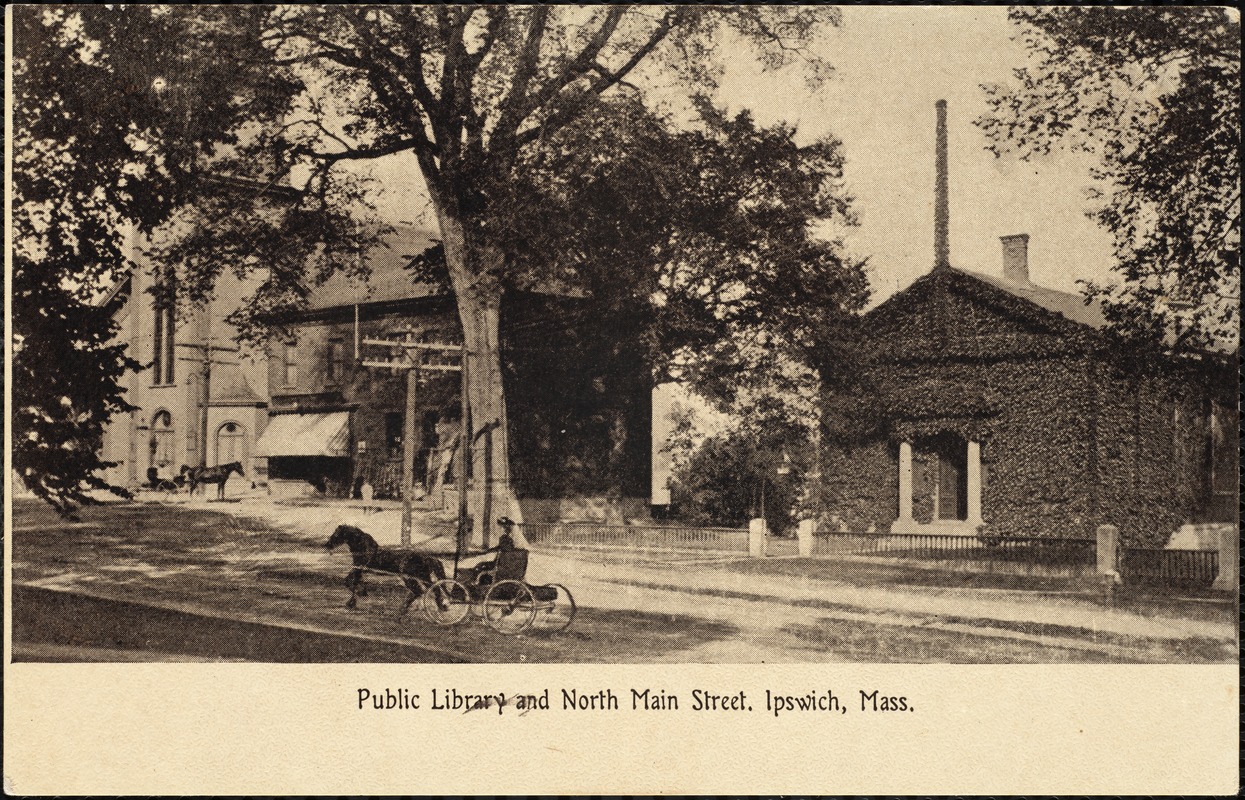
{"left": 301, "top": 225, "right": 589, "bottom": 314}
{"left": 865, "top": 264, "right": 1107, "bottom": 341}
{"left": 209, "top": 364, "right": 265, "bottom": 406}
{"left": 954, "top": 267, "right": 1108, "bottom": 330}
{"left": 305, "top": 226, "right": 443, "bottom": 311}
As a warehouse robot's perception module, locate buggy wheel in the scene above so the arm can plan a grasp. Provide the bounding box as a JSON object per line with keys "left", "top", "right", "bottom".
{"left": 483, "top": 580, "right": 536, "bottom": 635}
{"left": 421, "top": 579, "right": 470, "bottom": 626}
{"left": 542, "top": 583, "right": 576, "bottom": 633}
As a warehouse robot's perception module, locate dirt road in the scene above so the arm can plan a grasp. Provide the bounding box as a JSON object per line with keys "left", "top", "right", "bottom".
{"left": 10, "top": 499, "right": 1236, "bottom": 663}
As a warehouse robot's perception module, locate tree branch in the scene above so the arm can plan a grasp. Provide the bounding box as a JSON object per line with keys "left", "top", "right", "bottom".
{"left": 525, "top": 8, "right": 628, "bottom": 114}
{"left": 299, "top": 137, "right": 422, "bottom": 163}
{"left": 493, "top": 7, "right": 551, "bottom": 142}
{"left": 438, "top": 6, "right": 474, "bottom": 158}
{"left": 514, "top": 9, "right": 681, "bottom": 149}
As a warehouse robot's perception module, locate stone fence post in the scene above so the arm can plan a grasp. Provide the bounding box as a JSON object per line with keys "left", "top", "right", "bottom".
{"left": 797, "top": 519, "right": 815, "bottom": 557}
{"left": 1095, "top": 524, "right": 1119, "bottom": 576}
{"left": 1212, "top": 526, "right": 1239, "bottom": 593}
{"left": 1096, "top": 524, "right": 1121, "bottom": 602}
{"left": 748, "top": 518, "right": 767, "bottom": 558}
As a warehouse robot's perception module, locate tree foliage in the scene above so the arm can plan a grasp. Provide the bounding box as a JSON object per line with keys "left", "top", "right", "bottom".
{"left": 491, "top": 96, "right": 867, "bottom": 390}
{"left": 10, "top": 7, "right": 294, "bottom": 515}
{"left": 669, "top": 425, "right": 808, "bottom": 533}
{"left": 15, "top": 5, "right": 864, "bottom": 525}
{"left": 979, "top": 7, "right": 1240, "bottom": 353}
{"left": 133, "top": 6, "right": 857, "bottom": 535}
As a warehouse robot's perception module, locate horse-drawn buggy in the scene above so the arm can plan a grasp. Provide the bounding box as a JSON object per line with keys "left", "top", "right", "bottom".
{"left": 421, "top": 546, "right": 576, "bottom": 635}
{"left": 325, "top": 517, "right": 575, "bottom": 635}
{"left": 141, "top": 462, "right": 245, "bottom": 499}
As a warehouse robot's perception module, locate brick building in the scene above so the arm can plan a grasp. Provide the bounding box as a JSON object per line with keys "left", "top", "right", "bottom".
{"left": 257, "top": 228, "right": 653, "bottom": 521}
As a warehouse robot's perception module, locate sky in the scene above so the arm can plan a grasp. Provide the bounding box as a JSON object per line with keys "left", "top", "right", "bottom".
{"left": 713, "top": 6, "right": 1117, "bottom": 303}
{"left": 370, "top": 6, "right": 1118, "bottom": 306}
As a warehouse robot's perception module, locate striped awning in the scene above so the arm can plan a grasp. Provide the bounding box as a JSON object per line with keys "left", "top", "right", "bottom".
{"left": 255, "top": 412, "right": 350, "bottom": 457}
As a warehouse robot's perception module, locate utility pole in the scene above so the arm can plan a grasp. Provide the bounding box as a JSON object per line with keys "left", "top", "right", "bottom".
{"left": 175, "top": 342, "right": 240, "bottom": 469}
{"left": 176, "top": 313, "right": 240, "bottom": 470}
{"left": 361, "top": 335, "right": 464, "bottom": 546}
{"left": 458, "top": 352, "right": 471, "bottom": 552}
{"left": 400, "top": 333, "right": 419, "bottom": 544}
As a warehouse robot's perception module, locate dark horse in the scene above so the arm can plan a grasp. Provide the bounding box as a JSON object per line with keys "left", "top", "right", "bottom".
{"left": 188, "top": 461, "right": 244, "bottom": 500}
{"left": 324, "top": 524, "right": 447, "bottom": 615}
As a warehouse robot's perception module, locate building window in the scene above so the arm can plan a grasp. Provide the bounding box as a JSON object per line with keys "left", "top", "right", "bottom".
{"left": 326, "top": 339, "right": 344, "bottom": 383}
{"left": 151, "top": 410, "right": 175, "bottom": 468}
{"left": 152, "top": 302, "right": 176, "bottom": 385}
{"left": 216, "top": 421, "right": 246, "bottom": 465}
{"left": 283, "top": 341, "right": 298, "bottom": 387}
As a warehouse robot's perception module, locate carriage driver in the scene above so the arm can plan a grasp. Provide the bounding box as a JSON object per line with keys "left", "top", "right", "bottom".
{"left": 458, "top": 517, "right": 519, "bottom": 587}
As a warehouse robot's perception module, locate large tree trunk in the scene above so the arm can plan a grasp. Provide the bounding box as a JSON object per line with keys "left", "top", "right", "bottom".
{"left": 435, "top": 209, "right": 527, "bottom": 549}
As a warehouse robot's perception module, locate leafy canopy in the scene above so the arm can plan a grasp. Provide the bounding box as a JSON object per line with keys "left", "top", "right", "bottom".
{"left": 14, "top": 6, "right": 867, "bottom": 517}
{"left": 149, "top": 7, "right": 865, "bottom": 395}
{"left": 11, "top": 6, "right": 293, "bottom": 515}
{"left": 979, "top": 7, "right": 1240, "bottom": 353}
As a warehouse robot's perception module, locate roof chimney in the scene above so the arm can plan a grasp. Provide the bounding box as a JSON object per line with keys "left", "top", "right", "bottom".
{"left": 934, "top": 99, "right": 950, "bottom": 271}
{"left": 1000, "top": 234, "right": 1030, "bottom": 284}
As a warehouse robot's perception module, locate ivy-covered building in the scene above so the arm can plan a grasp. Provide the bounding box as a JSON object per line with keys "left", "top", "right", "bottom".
{"left": 816, "top": 236, "right": 1237, "bottom": 547}
{"left": 256, "top": 227, "right": 652, "bottom": 522}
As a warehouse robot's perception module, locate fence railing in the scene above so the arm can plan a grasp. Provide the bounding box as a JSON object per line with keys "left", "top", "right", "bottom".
{"left": 520, "top": 522, "right": 750, "bottom": 554}
{"left": 513, "top": 518, "right": 1226, "bottom": 591}
{"left": 1120, "top": 547, "right": 1219, "bottom": 588}
{"left": 811, "top": 531, "right": 1098, "bottom": 575}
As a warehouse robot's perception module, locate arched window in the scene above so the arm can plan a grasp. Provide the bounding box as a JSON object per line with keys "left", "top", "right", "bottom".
{"left": 216, "top": 421, "right": 247, "bottom": 465}
{"left": 151, "top": 410, "right": 175, "bottom": 468}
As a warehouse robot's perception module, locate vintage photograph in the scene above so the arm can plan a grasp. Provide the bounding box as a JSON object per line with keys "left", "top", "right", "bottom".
{"left": 8, "top": 5, "right": 1238, "bottom": 670}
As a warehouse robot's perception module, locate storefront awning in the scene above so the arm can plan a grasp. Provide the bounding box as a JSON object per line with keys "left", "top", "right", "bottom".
{"left": 255, "top": 412, "right": 350, "bottom": 457}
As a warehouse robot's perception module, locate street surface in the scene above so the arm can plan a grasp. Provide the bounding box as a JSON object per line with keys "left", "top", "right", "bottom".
{"left": 9, "top": 497, "right": 1237, "bottom": 663}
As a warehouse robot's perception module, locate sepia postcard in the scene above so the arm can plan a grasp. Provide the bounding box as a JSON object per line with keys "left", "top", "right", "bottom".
{"left": 5, "top": 5, "right": 1239, "bottom": 795}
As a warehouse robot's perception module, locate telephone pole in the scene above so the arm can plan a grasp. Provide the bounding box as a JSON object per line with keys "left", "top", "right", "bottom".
{"left": 176, "top": 332, "right": 239, "bottom": 470}
{"left": 361, "top": 334, "right": 464, "bottom": 546}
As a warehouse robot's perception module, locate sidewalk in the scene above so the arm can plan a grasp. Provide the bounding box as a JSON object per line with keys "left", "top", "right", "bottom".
{"left": 546, "top": 551, "right": 1233, "bottom": 642}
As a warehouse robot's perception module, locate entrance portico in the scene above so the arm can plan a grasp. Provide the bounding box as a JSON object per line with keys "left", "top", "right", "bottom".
{"left": 892, "top": 437, "right": 984, "bottom": 535}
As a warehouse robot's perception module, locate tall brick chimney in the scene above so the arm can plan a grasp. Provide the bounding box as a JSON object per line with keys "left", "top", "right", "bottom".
{"left": 1000, "top": 233, "right": 1030, "bottom": 284}
{"left": 934, "top": 99, "right": 950, "bottom": 271}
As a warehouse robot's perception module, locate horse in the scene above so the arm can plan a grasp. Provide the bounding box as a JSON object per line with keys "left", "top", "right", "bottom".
{"left": 188, "top": 461, "right": 244, "bottom": 500}
{"left": 324, "top": 524, "right": 447, "bottom": 615}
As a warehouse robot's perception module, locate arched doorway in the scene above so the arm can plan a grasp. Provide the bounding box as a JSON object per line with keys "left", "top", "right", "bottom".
{"left": 150, "top": 410, "right": 175, "bottom": 473}
{"left": 216, "top": 421, "right": 247, "bottom": 466}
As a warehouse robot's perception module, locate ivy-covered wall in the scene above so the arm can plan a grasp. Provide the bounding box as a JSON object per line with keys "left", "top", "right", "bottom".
{"left": 503, "top": 297, "right": 652, "bottom": 500}
{"left": 817, "top": 440, "right": 897, "bottom": 532}
{"left": 816, "top": 268, "right": 1232, "bottom": 547}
